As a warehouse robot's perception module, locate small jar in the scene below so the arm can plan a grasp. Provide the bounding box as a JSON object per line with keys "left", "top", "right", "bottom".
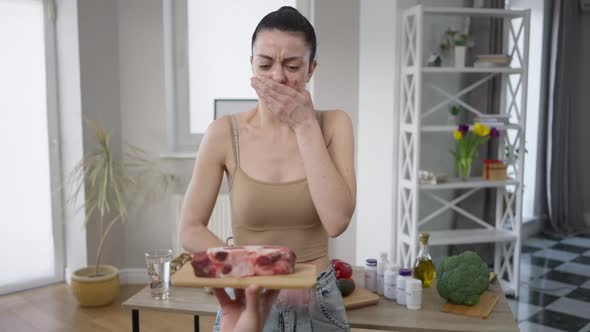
{"left": 396, "top": 268, "right": 412, "bottom": 305}
{"left": 405, "top": 278, "right": 423, "bottom": 310}
{"left": 364, "top": 258, "right": 378, "bottom": 292}
{"left": 384, "top": 263, "right": 400, "bottom": 301}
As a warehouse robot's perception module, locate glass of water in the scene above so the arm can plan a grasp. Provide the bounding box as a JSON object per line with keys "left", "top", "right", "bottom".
{"left": 145, "top": 249, "right": 172, "bottom": 299}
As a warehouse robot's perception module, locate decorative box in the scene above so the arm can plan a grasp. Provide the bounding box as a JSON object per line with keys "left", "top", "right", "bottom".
{"left": 483, "top": 160, "right": 507, "bottom": 181}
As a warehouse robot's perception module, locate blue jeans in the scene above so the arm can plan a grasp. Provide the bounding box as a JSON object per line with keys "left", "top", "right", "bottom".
{"left": 213, "top": 264, "right": 350, "bottom": 331}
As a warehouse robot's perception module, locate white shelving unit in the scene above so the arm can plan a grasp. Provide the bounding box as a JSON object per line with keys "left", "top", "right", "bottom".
{"left": 396, "top": 5, "right": 530, "bottom": 297}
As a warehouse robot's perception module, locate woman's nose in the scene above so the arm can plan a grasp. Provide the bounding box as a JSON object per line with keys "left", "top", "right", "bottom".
{"left": 271, "top": 67, "right": 287, "bottom": 84}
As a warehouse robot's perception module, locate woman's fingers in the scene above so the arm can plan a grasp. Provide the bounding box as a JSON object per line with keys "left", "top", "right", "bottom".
{"left": 212, "top": 288, "right": 232, "bottom": 306}
{"left": 254, "top": 77, "right": 299, "bottom": 98}
{"left": 234, "top": 288, "right": 246, "bottom": 303}
{"left": 244, "top": 285, "right": 262, "bottom": 313}
{"left": 252, "top": 81, "right": 282, "bottom": 111}
{"left": 252, "top": 78, "right": 289, "bottom": 103}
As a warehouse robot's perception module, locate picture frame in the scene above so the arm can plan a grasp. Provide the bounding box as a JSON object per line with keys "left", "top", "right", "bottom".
{"left": 214, "top": 99, "right": 258, "bottom": 119}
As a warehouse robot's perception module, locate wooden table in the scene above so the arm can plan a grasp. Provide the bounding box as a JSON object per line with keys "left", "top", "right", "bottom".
{"left": 122, "top": 280, "right": 518, "bottom": 332}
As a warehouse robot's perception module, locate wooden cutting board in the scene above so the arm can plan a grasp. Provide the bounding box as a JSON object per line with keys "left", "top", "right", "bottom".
{"left": 441, "top": 291, "right": 499, "bottom": 319}
{"left": 171, "top": 262, "right": 317, "bottom": 290}
{"left": 343, "top": 287, "right": 380, "bottom": 310}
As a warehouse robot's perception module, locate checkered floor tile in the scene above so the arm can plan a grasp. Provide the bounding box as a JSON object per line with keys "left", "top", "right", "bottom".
{"left": 508, "top": 234, "right": 590, "bottom": 332}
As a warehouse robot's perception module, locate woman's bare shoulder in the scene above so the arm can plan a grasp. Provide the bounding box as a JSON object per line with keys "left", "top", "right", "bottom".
{"left": 198, "top": 116, "right": 233, "bottom": 167}
{"left": 203, "top": 115, "right": 233, "bottom": 143}
{"left": 319, "top": 109, "right": 352, "bottom": 124}
{"left": 318, "top": 110, "right": 353, "bottom": 140}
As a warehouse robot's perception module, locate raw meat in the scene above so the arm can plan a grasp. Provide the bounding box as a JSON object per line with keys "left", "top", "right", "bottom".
{"left": 191, "top": 245, "right": 296, "bottom": 278}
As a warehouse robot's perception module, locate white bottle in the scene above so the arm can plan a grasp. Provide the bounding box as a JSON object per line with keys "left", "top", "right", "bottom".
{"left": 377, "top": 252, "right": 389, "bottom": 296}
{"left": 396, "top": 268, "right": 412, "bottom": 305}
{"left": 384, "top": 263, "right": 400, "bottom": 301}
{"left": 364, "top": 258, "right": 378, "bottom": 292}
{"left": 406, "top": 278, "right": 423, "bottom": 310}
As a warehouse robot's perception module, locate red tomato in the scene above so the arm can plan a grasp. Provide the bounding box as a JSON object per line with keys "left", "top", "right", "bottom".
{"left": 333, "top": 261, "right": 353, "bottom": 280}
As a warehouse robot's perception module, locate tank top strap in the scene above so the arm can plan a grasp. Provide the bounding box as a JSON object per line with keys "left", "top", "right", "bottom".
{"left": 230, "top": 115, "right": 240, "bottom": 167}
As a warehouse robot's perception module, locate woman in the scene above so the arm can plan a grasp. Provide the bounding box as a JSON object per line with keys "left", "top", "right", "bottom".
{"left": 180, "top": 6, "right": 356, "bottom": 331}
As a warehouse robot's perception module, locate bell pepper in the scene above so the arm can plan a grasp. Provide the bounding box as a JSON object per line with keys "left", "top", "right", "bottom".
{"left": 332, "top": 260, "right": 353, "bottom": 280}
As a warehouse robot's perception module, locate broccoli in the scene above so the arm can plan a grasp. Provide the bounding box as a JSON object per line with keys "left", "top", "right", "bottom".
{"left": 436, "top": 251, "right": 489, "bottom": 306}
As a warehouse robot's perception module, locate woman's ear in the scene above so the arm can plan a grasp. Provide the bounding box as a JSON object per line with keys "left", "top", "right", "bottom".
{"left": 306, "top": 60, "right": 318, "bottom": 83}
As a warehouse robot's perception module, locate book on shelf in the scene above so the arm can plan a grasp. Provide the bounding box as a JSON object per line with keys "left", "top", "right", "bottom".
{"left": 474, "top": 61, "right": 510, "bottom": 68}
{"left": 475, "top": 54, "right": 511, "bottom": 62}
{"left": 474, "top": 54, "right": 512, "bottom": 68}
{"left": 474, "top": 116, "right": 510, "bottom": 127}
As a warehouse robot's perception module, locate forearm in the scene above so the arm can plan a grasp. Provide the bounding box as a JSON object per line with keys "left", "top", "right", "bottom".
{"left": 295, "top": 120, "right": 355, "bottom": 237}
{"left": 180, "top": 223, "right": 225, "bottom": 253}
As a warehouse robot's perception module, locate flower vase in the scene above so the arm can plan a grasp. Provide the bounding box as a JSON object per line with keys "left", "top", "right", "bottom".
{"left": 456, "top": 157, "right": 473, "bottom": 180}
{"left": 448, "top": 114, "right": 459, "bottom": 126}
{"left": 454, "top": 46, "right": 466, "bottom": 67}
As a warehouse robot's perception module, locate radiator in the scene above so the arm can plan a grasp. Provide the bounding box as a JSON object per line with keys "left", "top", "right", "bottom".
{"left": 171, "top": 193, "right": 232, "bottom": 255}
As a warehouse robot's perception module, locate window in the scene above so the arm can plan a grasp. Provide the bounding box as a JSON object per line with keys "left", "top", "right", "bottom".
{"left": 506, "top": 0, "right": 545, "bottom": 221}
{"left": 163, "top": 0, "right": 310, "bottom": 154}
{"left": 0, "top": 0, "right": 64, "bottom": 294}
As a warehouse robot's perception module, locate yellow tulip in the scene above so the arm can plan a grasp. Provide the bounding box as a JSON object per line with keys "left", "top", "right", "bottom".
{"left": 473, "top": 123, "right": 490, "bottom": 137}
{"left": 454, "top": 130, "right": 463, "bottom": 140}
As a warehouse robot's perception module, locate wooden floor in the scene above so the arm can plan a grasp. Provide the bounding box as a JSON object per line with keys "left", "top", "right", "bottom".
{"left": 0, "top": 284, "right": 383, "bottom": 332}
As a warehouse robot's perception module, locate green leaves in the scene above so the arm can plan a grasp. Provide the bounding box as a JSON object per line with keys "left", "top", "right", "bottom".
{"left": 64, "top": 120, "right": 182, "bottom": 273}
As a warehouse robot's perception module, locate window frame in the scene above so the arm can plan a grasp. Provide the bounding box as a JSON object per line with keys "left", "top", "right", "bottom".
{"left": 162, "top": 0, "right": 313, "bottom": 156}
{"left": 44, "top": 0, "right": 66, "bottom": 286}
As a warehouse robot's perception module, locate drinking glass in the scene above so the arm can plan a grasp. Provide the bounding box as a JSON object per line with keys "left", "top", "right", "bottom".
{"left": 145, "top": 249, "right": 172, "bottom": 299}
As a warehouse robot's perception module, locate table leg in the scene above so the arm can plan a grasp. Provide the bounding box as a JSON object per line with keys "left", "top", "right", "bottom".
{"left": 132, "top": 309, "right": 139, "bottom": 332}
{"left": 194, "top": 315, "right": 199, "bottom": 332}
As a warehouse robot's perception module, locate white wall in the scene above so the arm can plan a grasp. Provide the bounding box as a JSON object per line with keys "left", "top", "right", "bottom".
{"left": 356, "top": 0, "right": 398, "bottom": 266}
{"left": 77, "top": 0, "right": 126, "bottom": 269}
{"left": 313, "top": 0, "right": 360, "bottom": 264}
{"left": 117, "top": 0, "right": 196, "bottom": 269}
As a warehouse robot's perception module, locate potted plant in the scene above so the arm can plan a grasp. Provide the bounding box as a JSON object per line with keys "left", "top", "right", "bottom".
{"left": 448, "top": 105, "right": 461, "bottom": 125}
{"left": 65, "top": 122, "right": 179, "bottom": 306}
{"left": 450, "top": 123, "right": 499, "bottom": 180}
{"left": 439, "top": 28, "right": 473, "bottom": 67}
{"left": 453, "top": 33, "right": 470, "bottom": 67}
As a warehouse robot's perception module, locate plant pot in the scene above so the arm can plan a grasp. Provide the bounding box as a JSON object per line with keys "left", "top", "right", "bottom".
{"left": 456, "top": 157, "right": 473, "bottom": 180}
{"left": 454, "top": 46, "right": 466, "bottom": 67}
{"left": 71, "top": 265, "right": 120, "bottom": 307}
{"left": 447, "top": 114, "right": 459, "bottom": 126}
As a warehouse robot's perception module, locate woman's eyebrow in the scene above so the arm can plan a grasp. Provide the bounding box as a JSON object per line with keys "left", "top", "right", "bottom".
{"left": 256, "top": 55, "right": 304, "bottom": 62}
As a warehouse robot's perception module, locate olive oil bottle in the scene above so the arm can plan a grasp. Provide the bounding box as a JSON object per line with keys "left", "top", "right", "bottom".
{"left": 413, "top": 233, "right": 435, "bottom": 288}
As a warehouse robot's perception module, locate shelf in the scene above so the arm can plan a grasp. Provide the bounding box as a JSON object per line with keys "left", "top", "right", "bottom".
{"left": 499, "top": 279, "right": 516, "bottom": 296}
{"left": 422, "top": 6, "right": 528, "bottom": 18}
{"left": 422, "top": 67, "right": 522, "bottom": 74}
{"left": 428, "top": 229, "right": 517, "bottom": 246}
{"left": 422, "top": 124, "right": 521, "bottom": 132}
{"left": 398, "top": 3, "right": 529, "bottom": 298}
{"left": 420, "top": 177, "right": 519, "bottom": 190}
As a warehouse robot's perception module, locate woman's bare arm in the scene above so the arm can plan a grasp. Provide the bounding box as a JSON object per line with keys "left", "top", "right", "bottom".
{"left": 294, "top": 110, "right": 356, "bottom": 238}
{"left": 179, "top": 117, "right": 231, "bottom": 252}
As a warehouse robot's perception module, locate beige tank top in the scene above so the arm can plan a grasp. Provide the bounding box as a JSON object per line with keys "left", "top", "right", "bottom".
{"left": 228, "top": 115, "right": 328, "bottom": 263}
